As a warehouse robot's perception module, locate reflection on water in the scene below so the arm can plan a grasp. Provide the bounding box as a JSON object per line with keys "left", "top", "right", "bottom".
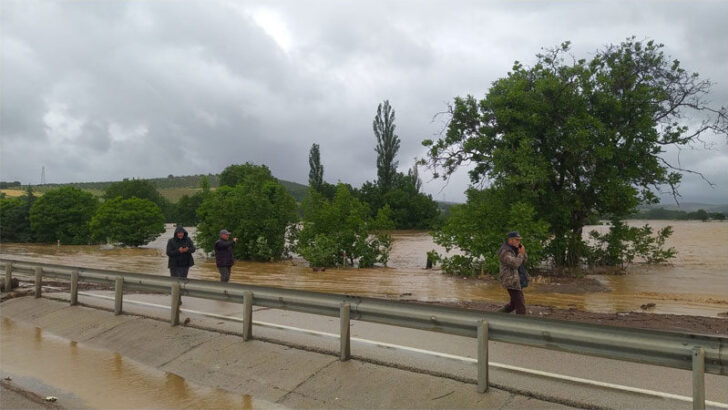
{"left": 1, "top": 221, "right": 726, "bottom": 317}
{"left": 0, "top": 317, "right": 274, "bottom": 409}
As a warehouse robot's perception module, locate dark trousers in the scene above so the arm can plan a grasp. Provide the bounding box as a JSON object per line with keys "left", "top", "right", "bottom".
{"left": 503, "top": 289, "right": 526, "bottom": 314}
{"left": 218, "top": 266, "right": 231, "bottom": 282}
{"left": 170, "top": 266, "right": 190, "bottom": 278}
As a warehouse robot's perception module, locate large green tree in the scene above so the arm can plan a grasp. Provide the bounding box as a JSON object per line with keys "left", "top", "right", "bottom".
{"left": 90, "top": 197, "right": 165, "bottom": 246}
{"left": 358, "top": 172, "right": 439, "bottom": 230}
{"left": 373, "top": 100, "right": 401, "bottom": 192}
{"left": 0, "top": 186, "right": 36, "bottom": 242}
{"left": 29, "top": 187, "right": 99, "bottom": 244}
{"left": 423, "top": 38, "right": 726, "bottom": 268}
{"left": 196, "top": 174, "right": 298, "bottom": 261}
{"left": 219, "top": 162, "right": 275, "bottom": 188}
{"left": 295, "top": 184, "right": 393, "bottom": 268}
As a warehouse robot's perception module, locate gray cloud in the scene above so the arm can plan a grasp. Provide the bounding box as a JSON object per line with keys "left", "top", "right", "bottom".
{"left": 1, "top": 0, "right": 727, "bottom": 205}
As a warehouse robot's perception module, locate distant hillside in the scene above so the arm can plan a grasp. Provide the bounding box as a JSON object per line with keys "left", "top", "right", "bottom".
{"left": 277, "top": 179, "right": 309, "bottom": 202}
{"left": 30, "top": 174, "right": 221, "bottom": 192}
{"left": 639, "top": 202, "right": 728, "bottom": 214}
{"left": 16, "top": 173, "right": 310, "bottom": 203}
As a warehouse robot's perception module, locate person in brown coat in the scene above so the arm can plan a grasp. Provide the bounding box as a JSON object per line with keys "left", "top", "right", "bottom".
{"left": 497, "top": 231, "right": 529, "bottom": 314}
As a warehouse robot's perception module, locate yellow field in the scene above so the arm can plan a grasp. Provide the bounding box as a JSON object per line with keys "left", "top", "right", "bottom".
{"left": 0, "top": 189, "right": 27, "bottom": 197}
{"left": 2, "top": 187, "right": 213, "bottom": 202}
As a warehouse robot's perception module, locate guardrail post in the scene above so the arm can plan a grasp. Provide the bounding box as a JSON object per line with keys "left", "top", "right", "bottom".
{"left": 70, "top": 270, "right": 79, "bottom": 305}
{"left": 114, "top": 277, "right": 124, "bottom": 315}
{"left": 4, "top": 262, "right": 12, "bottom": 292}
{"left": 170, "top": 282, "right": 180, "bottom": 326}
{"left": 477, "top": 320, "right": 489, "bottom": 393}
{"left": 34, "top": 267, "right": 42, "bottom": 298}
{"left": 243, "top": 291, "right": 253, "bottom": 341}
{"left": 340, "top": 303, "right": 351, "bottom": 361}
{"left": 692, "top": 347, "right": 705, "bottom": 410}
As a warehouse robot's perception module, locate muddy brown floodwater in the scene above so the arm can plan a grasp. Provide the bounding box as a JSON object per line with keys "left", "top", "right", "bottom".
{"left": 1, "top": 220, "right": 726, "bottom": 317}
{"left": 0, "top": 317, "right": 279, "bottom": 409}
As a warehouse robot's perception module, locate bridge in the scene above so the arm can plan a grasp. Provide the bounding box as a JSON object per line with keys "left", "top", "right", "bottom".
{"left": 1, "top": 257, "right": 727, "bottom": 409}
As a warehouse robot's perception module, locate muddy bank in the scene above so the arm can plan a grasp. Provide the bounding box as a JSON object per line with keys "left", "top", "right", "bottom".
{"left": 418, "top": 300, "right": 728, "bottom": 336}
{"left": 452, "top": 274, "right": 611, "bottom": 294}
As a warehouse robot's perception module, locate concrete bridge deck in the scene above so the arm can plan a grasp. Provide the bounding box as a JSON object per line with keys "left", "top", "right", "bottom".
{"left": 1, "top": 296, "right": 569, "bottom": 409}
{"left": 2, "top": 292, "right": 725, "bottom": 408}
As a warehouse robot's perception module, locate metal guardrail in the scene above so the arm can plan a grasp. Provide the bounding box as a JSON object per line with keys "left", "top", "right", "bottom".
{"left": 2, "top": 256, "right": 726, "bottom": 409}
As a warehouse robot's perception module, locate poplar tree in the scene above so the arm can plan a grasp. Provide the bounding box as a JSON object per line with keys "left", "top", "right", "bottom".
{"left": 373, "top": 100, "right": 400, "bottom": 192}
{"left": 308, "top": 143, "right": 324, "bottom": 192}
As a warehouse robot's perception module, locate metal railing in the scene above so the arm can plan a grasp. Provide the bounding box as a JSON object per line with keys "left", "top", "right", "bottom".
{"left": 2, "top": 256, "right": 726, "bottom": 409}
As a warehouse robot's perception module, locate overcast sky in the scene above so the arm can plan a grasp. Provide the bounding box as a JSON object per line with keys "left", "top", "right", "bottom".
{"left": 2, "top": 0, "right": 727, "bottom": 204}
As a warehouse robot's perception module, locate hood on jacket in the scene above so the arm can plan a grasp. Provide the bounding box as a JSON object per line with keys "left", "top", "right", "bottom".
{"left": 173, "top": 226, "right": 188, "bottom": 238}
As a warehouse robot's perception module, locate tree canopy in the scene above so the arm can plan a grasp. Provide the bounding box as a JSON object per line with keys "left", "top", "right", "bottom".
{"left": 219, "top": 162, "right": 276, "bottom": 188}
{"left": 432, "top": 188, "right": 550, "bottom": 275}
{"left": 90, "top": 197, "right": 165, "bottom": 246}
{"left": 196, "top": 172, "right": 298, "bottom": 261}
{"left": 0, "top": 187, "right": 36, "bottom": 242}
{"left": 295, "top": 184, "right": 394, "bottom": 268}
{"left": 358, "top": 172, "right": 439, "bottom": 230}
{"left": 423, "top": 38, "right": 726, "bottom": 269}
{"left": 29, "top": 187, "right": 99, "bottom": 244}
{"left": 104, "top": 178, "right": 165, "bottom": 204}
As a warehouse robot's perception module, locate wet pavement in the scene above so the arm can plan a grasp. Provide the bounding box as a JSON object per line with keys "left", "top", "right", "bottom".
{"left": 1, "top": 297, "right": 576, "bottom": 409}
{"left": 3, "top": 293, "right": 726, "bottom": 409}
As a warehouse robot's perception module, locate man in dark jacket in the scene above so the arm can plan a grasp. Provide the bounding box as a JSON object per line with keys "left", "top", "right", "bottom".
{"left": 214, "top": 229, "right": 237, "bottom": 282}
{"left": 166, "top": 226, "right": 195, "bottom": 278}
{"left": 497, "top": 231, "right": 529, "bottom": 314}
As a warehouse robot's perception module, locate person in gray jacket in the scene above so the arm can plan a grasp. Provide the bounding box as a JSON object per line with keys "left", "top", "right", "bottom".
{"left": 214, "top": 229, "right": 237, "bottom": 282}
{"left": 497, "top": 231, "right": 529, "bottom": 314}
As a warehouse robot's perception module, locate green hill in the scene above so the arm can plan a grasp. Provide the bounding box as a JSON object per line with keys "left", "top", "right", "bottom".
{"left": 638, "top": 202, "right": 728, "bottom": 214}
{"left": 18, "top": 174, "right": 310, "bottom": 203}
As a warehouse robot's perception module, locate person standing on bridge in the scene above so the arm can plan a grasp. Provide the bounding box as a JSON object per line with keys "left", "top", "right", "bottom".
{"left": 166, "top": 226, "right": 196, "bottom": 279}
{"left": 497, "top": 231, "right": 529, "bottom": 314}
{"left": 214, "top": 229, "right": 237, "bottom": 282}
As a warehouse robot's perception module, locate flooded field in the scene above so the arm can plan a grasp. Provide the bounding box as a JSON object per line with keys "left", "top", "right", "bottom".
{"left": 1, "top": 220, "right": 726, "bottom": 317}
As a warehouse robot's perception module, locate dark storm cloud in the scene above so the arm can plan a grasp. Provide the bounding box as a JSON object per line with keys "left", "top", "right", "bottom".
{"left": 1, "top": 0, "right": 726, "bottom": 204}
